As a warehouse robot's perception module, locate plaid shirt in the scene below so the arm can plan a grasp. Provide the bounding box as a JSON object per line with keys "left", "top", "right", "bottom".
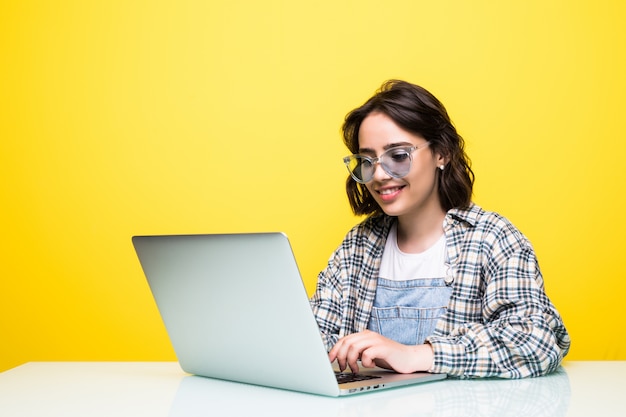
{"left": 310, "top": 204, "right": 570, "bottom": 378}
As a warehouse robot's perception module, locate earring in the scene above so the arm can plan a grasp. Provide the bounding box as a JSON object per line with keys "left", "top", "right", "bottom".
{"left": 439, "top": 165, "right": 445, "bottom": 171}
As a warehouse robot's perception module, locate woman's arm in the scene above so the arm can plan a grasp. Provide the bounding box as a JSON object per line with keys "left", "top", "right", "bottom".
{"left": 309, "top": 249, "right": 344, "bottom": 352}
{"left": 428, "top": 230, "right": 570, "bottom": 378}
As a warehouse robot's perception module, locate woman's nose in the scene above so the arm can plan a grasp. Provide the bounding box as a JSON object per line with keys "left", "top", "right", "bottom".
{"left": 371, "top": 161, "right": 391, "bottom": 181}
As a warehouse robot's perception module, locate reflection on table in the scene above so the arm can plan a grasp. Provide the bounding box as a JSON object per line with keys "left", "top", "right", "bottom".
{"left": 1, "top": 361, "right": 624, "bottom": 417}
{"left": 170, "top": 366, "right": 569, "bottom": 417}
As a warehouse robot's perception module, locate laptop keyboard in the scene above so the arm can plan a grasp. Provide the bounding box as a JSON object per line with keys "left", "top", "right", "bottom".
{"left": 335, "top": 372, "right": 382, "bottom": 384}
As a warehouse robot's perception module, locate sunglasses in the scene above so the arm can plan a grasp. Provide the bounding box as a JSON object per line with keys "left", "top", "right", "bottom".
{"left": 343, "top": 142, "right": 430, "bottom": 184}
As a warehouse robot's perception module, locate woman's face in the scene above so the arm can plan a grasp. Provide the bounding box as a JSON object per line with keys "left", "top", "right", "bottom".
{"left": 358, "top": 112, "right": 445, "bottom": 219}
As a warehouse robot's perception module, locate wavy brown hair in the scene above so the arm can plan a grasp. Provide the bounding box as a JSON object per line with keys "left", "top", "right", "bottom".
{"left": 343, "top": 80, "right": 474, "bottom": 216}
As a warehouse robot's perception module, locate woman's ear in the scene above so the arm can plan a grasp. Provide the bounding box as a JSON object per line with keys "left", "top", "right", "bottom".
{"left": 436, "top": 152, "right": 449, "bottom": 169}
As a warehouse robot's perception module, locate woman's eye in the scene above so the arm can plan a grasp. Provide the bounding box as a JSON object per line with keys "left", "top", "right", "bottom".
{"left": 390, "top": 151, "right": 410, "bottom": 162}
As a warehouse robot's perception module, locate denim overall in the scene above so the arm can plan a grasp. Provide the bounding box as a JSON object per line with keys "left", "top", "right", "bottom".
{"left": 367, "top": 224, "right": 453, "bottom": 345}
{"left": 367, "top": 276, "right": 452, "bottom": 345}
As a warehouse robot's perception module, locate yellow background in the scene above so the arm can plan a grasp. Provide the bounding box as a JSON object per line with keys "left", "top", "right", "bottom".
{"left": 2, "top": 1, "right": 624, "bottom": 372}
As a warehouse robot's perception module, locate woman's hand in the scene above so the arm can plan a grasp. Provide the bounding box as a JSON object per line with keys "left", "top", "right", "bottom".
{"left": 328, "top": 330, "right": 434, "bottom": 374}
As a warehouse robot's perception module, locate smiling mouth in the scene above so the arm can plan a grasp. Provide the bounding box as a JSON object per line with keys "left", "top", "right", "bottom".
{"left": 378, "top": 186, "right": 404, "bottom": 195}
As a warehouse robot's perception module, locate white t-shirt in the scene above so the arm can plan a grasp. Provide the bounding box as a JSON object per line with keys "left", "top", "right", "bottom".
{"left": 378, "top": 223, "right": 447, "bottom": 281}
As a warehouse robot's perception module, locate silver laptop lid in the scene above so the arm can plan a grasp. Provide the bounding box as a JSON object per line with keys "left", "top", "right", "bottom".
{"left": 133, "top": 233, "right": 341, "bottom": 396}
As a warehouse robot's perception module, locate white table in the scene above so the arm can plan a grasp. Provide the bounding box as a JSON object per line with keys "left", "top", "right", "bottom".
{"left": 0, "top": 361, "right": 622, "bottom": 416}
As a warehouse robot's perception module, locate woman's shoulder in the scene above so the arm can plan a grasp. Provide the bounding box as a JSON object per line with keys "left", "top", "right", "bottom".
{"left": 448, "top": 203, "right": 530, "bottom": 243}
{"left": 338, "top": 214, "right": 394, "bottom": 248}
{"left": 449, "top": 204, "right": 535, "bottom": 258}
{"left": 347, "top": 214, "right": 394, "bottom": 237}
{"left": 329, "top": 215, "right": 393, "bottom": 261}
{"left": 448, "top": 203, "right": 517, "bottom": 229}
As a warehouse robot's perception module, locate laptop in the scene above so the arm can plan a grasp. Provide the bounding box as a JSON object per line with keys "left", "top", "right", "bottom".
{"left": 132, "top": 232, "right": 446, "bottom": 397}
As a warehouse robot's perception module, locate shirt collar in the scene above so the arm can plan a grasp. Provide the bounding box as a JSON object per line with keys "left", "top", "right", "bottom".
{"left": 446, "top": 203, "right": 481, "bottom": 228}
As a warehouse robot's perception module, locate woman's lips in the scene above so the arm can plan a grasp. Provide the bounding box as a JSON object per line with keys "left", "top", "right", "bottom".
{"left": 376, "top": 185, "right": 404, "bottom": 202}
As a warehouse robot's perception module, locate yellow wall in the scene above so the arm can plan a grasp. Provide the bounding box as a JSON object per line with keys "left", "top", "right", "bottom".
{"left": 2, "top": 1, "right": 625, "bottom": 372}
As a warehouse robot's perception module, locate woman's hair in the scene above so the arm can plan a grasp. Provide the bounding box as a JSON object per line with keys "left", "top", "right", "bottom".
{"left": 343, "top": 80, "right": 475, "bottom": 216}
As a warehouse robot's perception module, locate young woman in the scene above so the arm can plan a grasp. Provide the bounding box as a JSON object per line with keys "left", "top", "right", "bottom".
{"left": 310, "top": 80, "right": 570, "bottom": 378}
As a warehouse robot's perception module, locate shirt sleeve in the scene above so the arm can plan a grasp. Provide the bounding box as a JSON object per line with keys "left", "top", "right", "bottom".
{"left": 427, "top": 220, "right": 571, "bottom": 378}
{"left": 310, "top": 246, "right": 344, "bottom": 352}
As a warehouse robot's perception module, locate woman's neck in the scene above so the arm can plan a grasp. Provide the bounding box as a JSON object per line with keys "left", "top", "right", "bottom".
{"left": 396, "top": 205, "right": 446, "bottom": 254}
